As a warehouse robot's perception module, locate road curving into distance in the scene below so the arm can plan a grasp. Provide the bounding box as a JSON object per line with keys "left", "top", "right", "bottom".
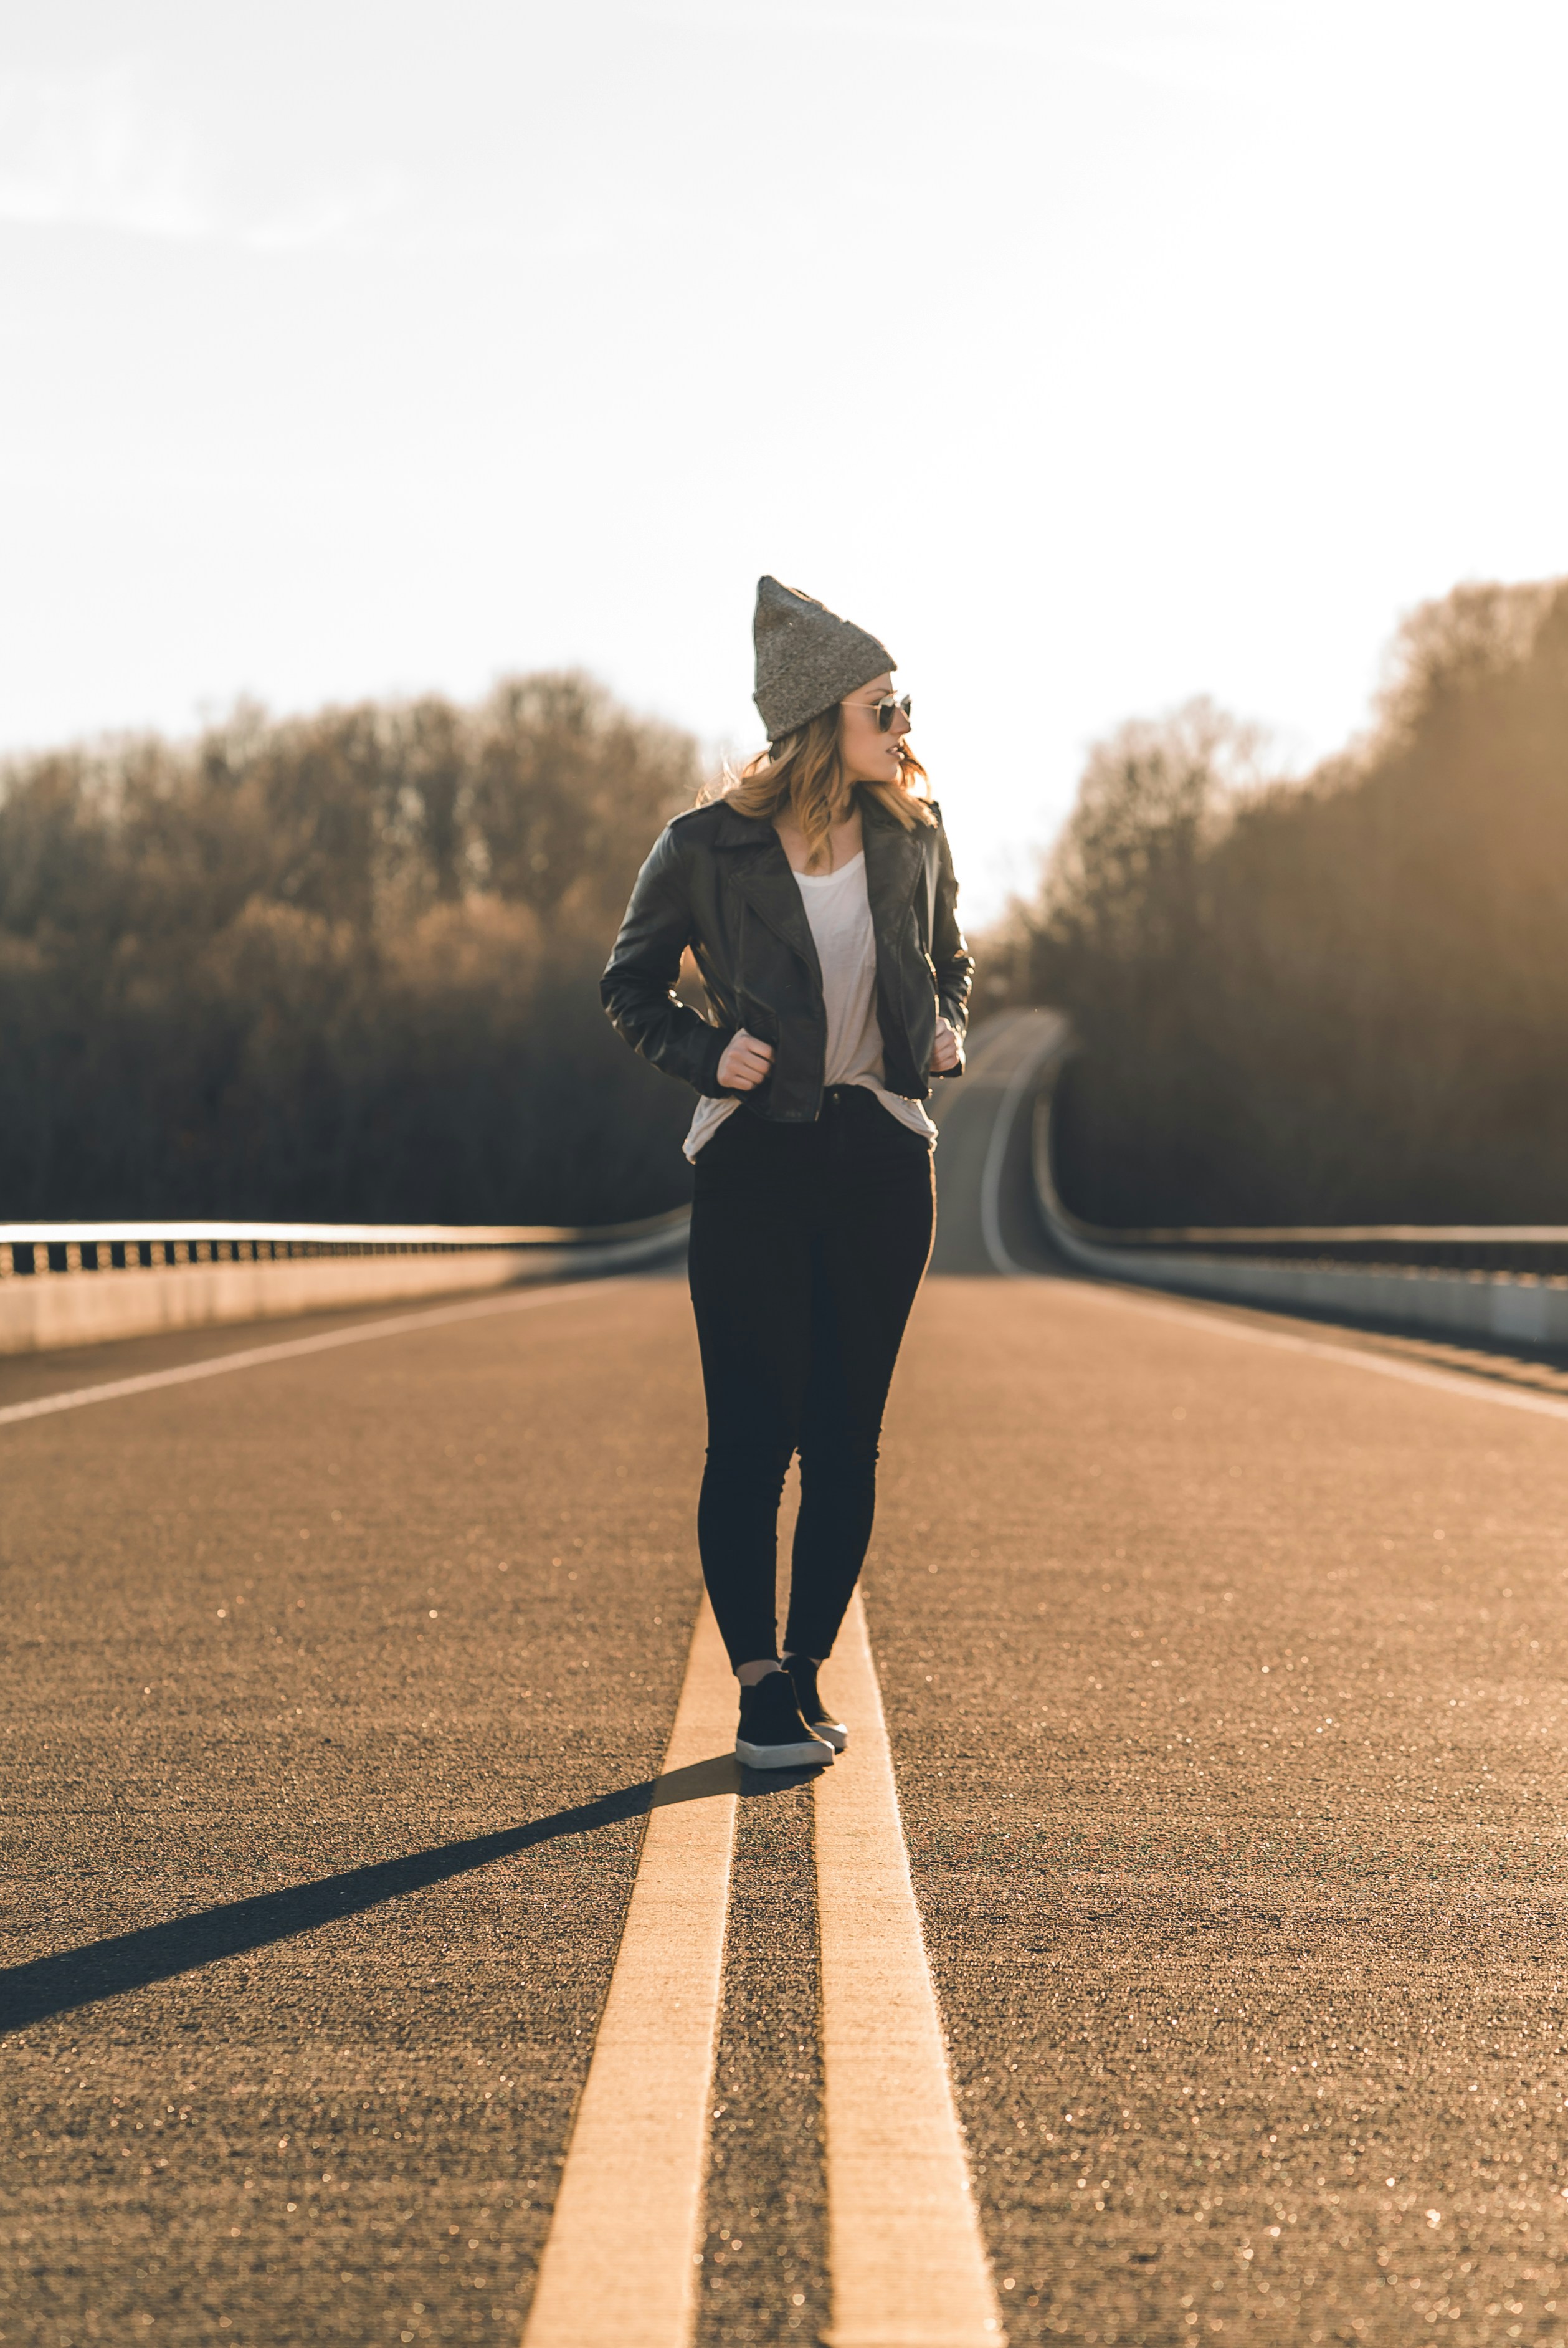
{"left": 926, "top": 1007, "right": 1070, "bottom": 1279}
{"left": 7, "top": 1027, "right": 1568, "bottom": 2346}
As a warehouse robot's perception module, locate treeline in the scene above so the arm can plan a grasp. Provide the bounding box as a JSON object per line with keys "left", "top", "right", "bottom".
{"left": 0, "top": 674, "right": 699, "bottom": 1223}
{"left": 994, "top": 578, "right": 1568, "bottom": 1227}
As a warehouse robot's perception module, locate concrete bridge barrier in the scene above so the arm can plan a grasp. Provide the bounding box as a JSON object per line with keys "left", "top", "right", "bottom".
{"left": 0, "top": 1213, "right": 688, "bottom": 1355}
{"left": 1013, "top": 1014, "right": 1568, "bottom": 1348}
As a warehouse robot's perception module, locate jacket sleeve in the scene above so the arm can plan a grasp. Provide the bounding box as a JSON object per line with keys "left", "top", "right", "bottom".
{"left": 600, "top": 825, "right": 733, "bottom": 1097}
{"left": 931, "top": 817, "right": 974, "bottom": 1072}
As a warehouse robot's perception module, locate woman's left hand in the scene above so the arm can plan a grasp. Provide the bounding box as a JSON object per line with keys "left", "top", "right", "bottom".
{"left": 929, "top": 1017, "right": 961, "bottom": 1074}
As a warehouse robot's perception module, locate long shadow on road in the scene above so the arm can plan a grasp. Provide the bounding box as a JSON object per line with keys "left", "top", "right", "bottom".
{"left": 3, "top": 1751, "right": 754, "bottom": 2036}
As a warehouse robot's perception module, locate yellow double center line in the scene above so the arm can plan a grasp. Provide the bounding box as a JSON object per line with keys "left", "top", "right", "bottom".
{"left": 521, "top": 1594, "right": 1004, "bottom": 2348}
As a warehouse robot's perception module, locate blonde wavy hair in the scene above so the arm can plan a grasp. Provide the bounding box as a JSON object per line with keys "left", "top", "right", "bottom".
{"left": 709, "top": 704, "right": 936, "bottom": 869}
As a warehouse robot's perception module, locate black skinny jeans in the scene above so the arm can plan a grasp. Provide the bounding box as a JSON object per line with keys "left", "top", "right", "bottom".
{"left": 687, "top": 1084, "right": 936, "bottom": 1668}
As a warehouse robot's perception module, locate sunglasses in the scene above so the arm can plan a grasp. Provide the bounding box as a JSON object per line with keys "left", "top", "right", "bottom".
{"left": 860, "top": 692, "right": 912, "bottom": 732}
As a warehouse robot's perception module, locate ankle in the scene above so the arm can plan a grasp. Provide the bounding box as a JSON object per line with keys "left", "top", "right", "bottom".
{"left": 735, "top": 1658, "right": 784, "bottom": 1688}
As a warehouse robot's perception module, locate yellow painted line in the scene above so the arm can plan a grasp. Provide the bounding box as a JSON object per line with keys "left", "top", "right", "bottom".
{"left": 0, "top": 1277, "right": 630, "bottom": 1429}
{"left": 815, "top": 1593, "right": 1005, "bottom": 2348}
{"left": 521, "top": 1598, "right": 738, "bottom": 2348}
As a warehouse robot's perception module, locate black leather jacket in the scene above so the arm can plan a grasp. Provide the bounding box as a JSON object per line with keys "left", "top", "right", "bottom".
{"left": 601, "top": 790, "right": 973, "bottom": 1125}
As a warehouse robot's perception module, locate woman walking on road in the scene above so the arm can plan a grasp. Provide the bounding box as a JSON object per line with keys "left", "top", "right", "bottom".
{"left": 601, "top": 578, "right": 973, "bottom": 1768}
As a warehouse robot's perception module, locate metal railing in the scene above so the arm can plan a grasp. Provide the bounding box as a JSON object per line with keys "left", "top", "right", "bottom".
{"left": 1019, "top": 1054, "right": 1568, "bottom": 1349}
{"left": 0, "top": 1211, "right": 689, "bottom": 1281}
{"left": 1031, "top": 1062, "right": 1568, "bottom": 1280}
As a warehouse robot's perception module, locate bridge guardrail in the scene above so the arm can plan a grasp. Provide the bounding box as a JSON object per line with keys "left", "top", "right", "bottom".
{"left": 1029, "top": 1044, "right": 1568, "bottom": 1350}
{"left": 0, "top": 1214, "right": 687, "bottom": 1279}
{"left": 0, "top": 1211, "right": 690, "bottom": 1356}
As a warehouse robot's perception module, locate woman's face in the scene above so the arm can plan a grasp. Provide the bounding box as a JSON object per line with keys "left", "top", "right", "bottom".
{"left": 839, "top": 672, "right": 911, "bottom": 786}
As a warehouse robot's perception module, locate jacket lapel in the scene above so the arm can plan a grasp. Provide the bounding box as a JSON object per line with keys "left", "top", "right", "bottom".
{"left": 860, "top": 795, "right": 925, "bottom": 945}
{"left": 714, "top": 806, "right": 822, "bottom": 982}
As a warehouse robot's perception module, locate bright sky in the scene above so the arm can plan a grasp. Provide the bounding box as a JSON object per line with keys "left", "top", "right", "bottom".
{"left": 4, "top": 0, "right": 1566, "bottom": 921}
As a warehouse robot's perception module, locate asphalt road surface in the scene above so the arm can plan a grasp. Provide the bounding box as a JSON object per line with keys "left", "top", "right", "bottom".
{"left": 7, "top": 1028, "right": 1568, "bottom": 2347}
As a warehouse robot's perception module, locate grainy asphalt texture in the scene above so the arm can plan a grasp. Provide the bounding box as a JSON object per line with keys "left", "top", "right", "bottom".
{"left": 7, "top": 1067, "right": 1568, "bottom": 2345}
{"left": 2, "top": 1278, "right": 704, "bottom": 2347}
{"left": 873, "top": 1277, "right": 1568, "bottom": 2346}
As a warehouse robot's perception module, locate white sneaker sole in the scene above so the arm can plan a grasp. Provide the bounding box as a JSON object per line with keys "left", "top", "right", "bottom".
{"left": 734, "top": 1734, "right": 835, "bottom": 1768}
{"left": 807, "top": 1719, "right": 848, "bottom": 1752}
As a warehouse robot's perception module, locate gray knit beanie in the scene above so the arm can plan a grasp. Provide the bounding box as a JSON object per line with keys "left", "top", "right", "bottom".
{"left": 752, "top": 576, "right": 896, "bottom": 744}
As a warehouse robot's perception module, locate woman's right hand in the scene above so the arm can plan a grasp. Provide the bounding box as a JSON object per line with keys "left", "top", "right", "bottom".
{"left": 717, "top": 1028, "right": 775, "bottom": 1092}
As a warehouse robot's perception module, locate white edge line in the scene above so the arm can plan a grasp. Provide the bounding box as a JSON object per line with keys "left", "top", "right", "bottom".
{"left": 979, "top": 1031, "right": 1065, "bottom": 1279}
{"left": 1068, "top": 1275, "right": 1568, "bottom": 1426}
{"left": 0, "top": 1277, "right": 631, "bottom": 1429}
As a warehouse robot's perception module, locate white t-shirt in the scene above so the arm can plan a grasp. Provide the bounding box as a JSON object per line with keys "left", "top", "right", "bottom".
{"left": 685, "top": 850, "right": 939, "bottom": 1161}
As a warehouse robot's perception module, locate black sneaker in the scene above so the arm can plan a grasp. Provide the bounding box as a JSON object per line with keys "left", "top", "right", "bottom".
{"left": 735, "top": 1671, "right": 835, "bottom": 1769}
{"left": 784, "top": 1654, "right": 848, "bottom": 1751}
